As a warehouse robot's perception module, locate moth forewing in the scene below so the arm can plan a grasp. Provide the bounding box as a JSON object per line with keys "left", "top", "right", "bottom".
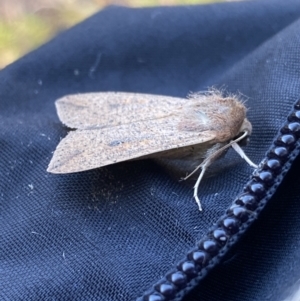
{"left": 54, "top": 92, "right": 188, "bottom": 130}
{"left": 47, "top": 117, "right": 216, "bottom": 173}
{"left": 48, "top": 91, "right": 256, "bottom": 211}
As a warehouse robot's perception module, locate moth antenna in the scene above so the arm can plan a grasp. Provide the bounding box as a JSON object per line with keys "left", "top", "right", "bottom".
{"left": 231, "top": 142, "right": 258, "bottom": 168}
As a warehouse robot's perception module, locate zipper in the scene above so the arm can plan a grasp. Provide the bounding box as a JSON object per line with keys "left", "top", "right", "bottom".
{"left": 137, "top": 98, "right": 300, "bottom": 301}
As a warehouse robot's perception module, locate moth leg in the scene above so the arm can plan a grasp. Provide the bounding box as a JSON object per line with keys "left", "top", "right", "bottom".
{"left": 182, "top": 161, "right": 203, "bottom": 181}
{"left": 185, "top": 131, "right": 257, "bottom": 211}
{"left": 192, "top": 147, "right": 223, "bottom": 211}
{"left": 193, "top": 160, "right": 211, "bottom": 211}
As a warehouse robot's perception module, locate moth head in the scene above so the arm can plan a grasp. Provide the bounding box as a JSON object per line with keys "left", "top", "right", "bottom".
{"left": 235, "top": 118, "right": 252, "bottom": 146}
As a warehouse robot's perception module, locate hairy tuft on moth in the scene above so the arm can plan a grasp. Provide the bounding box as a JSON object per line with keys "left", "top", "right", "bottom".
{"left": 47, "top": 89, "right": 257, "bottom": 211}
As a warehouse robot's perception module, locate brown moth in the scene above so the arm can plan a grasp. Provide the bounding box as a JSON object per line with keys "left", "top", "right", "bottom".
{"left": 47, "top": 90, "right": 257, "bottom": 211}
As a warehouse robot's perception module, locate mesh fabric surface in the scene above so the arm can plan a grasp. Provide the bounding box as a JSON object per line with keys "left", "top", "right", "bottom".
{"left": 1, "top": 2, "right": 300, "bottom": 301}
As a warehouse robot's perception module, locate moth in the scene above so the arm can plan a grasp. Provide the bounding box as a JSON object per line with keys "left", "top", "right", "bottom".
{"left": 47, "top": 90, "right": 257, "bottom": 211}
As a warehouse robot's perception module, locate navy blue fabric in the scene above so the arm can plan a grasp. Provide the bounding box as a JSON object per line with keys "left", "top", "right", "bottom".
{"left": 1, "top": 1, "right": 300, "bottom": 300}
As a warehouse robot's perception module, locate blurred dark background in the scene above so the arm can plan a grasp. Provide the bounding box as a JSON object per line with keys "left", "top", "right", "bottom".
{"left": 0, "top": 0, "right": 227, "bottom": 68}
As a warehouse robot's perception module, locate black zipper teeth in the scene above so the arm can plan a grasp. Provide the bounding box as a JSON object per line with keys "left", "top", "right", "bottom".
{"left": 137, "top": 99, "right": 300, "bottom": 301}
